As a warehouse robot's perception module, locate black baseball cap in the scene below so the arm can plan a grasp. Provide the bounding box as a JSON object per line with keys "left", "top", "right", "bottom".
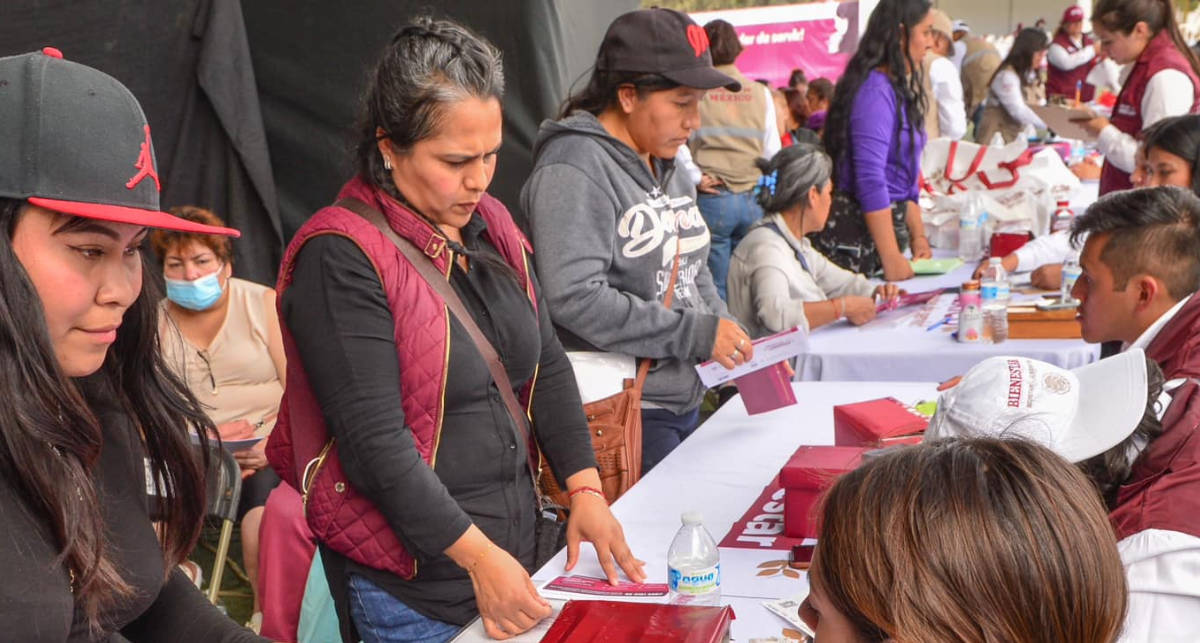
{"left": 0, "top": 48, "right": 239, "bottom": 237}
{"left": 596, "top": 8, "right": 741, "bottom": 92}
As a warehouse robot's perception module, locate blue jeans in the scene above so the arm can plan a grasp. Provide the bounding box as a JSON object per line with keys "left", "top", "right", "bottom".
{"left": 642, "top": 407, "right": 702, "bottom": 474}
{"left": 347, "top": 573, "right": 460, "bottom": 643}
{"left": 697, "top": 188, "right": 764, "bottom": 300}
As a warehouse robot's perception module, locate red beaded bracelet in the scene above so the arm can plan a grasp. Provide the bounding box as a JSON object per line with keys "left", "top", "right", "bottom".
{"left": 568, "top": 486, "right": 606, "bottom": 502}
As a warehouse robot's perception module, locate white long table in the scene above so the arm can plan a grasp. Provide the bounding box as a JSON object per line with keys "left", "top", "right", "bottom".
{"left": 453, "top": 381, "right": 938, "bottom": 641}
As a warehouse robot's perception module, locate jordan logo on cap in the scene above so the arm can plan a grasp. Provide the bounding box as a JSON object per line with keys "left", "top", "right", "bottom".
{"left": 126, "top": 125, "right": 161, "bottom": 192}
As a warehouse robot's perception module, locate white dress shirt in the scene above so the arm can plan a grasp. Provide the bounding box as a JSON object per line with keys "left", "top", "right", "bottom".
{"left": 1117, "top": 528, "right": 1200, "bottom": 643}
{"left": 1047, "top": 37, "right": 1096, "bottom": 72}
{"left": 1012, "top": 229, "right": 1079, "bottom": 272}
{"left": 929, "top": 56, "right": 967, "bottom": 140}
{"left": 986, "top": 68, "right": 1047, "bottom": 129}
{"left": 1097, "top": 69, "right": 1196, "bottom": 173}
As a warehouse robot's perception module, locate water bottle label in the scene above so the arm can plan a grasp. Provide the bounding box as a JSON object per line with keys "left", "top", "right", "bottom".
{"left": 668, "top": 564, "right": 720, "bottom": 595}
{"left": 981, "top": 285, "right": 998, "bottom": 300}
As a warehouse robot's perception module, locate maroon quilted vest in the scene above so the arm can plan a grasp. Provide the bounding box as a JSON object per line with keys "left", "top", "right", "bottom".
{"left": 1109, "top": 296, "right": 1200, "bottom": 541}
{"left": 1045, "top": 32, "right": 1096, "bottom": 102}
{"left": 1100, "top": 30, "right": 1200, "bottom": 194}
{"left": 267, "top": 176, "right": 537, "bottom": 579}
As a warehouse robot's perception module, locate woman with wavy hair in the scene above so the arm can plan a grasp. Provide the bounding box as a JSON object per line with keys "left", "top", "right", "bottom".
{"left": 0, "top": 50, "right": 262, "bottom": 641}
{"left": 802, "top": 438, "right": 1127, "bottom": 642}
{"left": 813, "top": 0, "right": 936, "bottom": 281}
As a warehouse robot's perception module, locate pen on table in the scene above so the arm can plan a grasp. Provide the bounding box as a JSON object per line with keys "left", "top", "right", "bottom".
{"left": 927, "top": 315, "right": 952, "bottom": 331}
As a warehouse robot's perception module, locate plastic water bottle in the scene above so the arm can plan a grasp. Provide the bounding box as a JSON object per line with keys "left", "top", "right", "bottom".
{"left": 958, "top": 195, "right": 984, "bottom": 262}
{"left": 1061, "top": 255, "right": 1082, "bottom": 303}
{"left": 667, "top": 511, "right": 721, "bottom": 606}
{"left": 980, "top": 257, "right": 1010, "bottom": 343}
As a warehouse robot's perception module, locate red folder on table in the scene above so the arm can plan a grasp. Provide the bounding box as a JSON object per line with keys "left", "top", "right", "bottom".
{"left": 539, "top": 600, "right": 735, "bottom": 643}
{"left": 833, "top": 397, "right": 929, "bottom": 447}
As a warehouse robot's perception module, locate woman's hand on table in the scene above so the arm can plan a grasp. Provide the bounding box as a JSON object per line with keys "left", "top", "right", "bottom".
{"left": 842, "top": 297, "right": 877, "bottom": 325}
{"left": 565, "top": 489, "right": 646, "bottom": 586}
{"left": 909, "top": 235, "right": 932, "bottom": 260}
{"left": 711, "top": 318, "right": 753, "bottom": 369}
{"left": 880, "top": 252, "right": 915, "bottom": 281}
{"left": 1070, "top": 157, "right": 1102, "bottom": 180}
{"left": 454, "top": 529, "right": 552, "bottom": 640}
{"left": 1030, "top": 263, "right": 1062, "bottom": 290}
{"left": 872, "top": 283, "right": 903, "bottom": 305}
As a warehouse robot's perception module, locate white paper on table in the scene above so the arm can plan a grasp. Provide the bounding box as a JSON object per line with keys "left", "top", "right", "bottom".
{"left": 449, "top": 601, "right": 564, "bottom": 642}
{"left": 695, "top": 326, "right": 808, "bottom": 388}
{"left": 763, "top": 593, "right": 816, "bottom": 639}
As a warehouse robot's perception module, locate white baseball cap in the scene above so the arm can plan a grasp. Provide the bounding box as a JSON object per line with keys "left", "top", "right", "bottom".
{"left": 925, "top": 349, "right": 1150, "bottom": 462}
{"left": 952, "top": 20, "right": 970, "bottom": 33}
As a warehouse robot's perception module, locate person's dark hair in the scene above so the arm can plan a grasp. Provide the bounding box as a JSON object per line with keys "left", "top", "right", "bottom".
{"left": 559, "top": 70, "right": 679, "bottom": 119}
{"left": 0, "top": 198, "right": 212, "bottom": 633}
{"left": 781, "top": 88, "right": 809, "bottom": 127}
{"left": 1094, "top": 0, "right": 1200, "bottom": 79}
{"left": 755, "top": 144, "right": 832, "bottom": 216}
{"left": 812, "top": 438, "right": 1128, "bottom": 642}
{"left": 150, "top": 205, "right": 234, "bottom": 266}
{"left": 788, "top": 68, "right": 808, "bottom": 89}
{"left": 822, "top": 0, "right": 930, "bottom": 181}
{"left": 807, "top": 77, "right": 835, "bottom": 104}
{"left": 1071, "top": 185, "right": 1200, "bottom": 300}
{"left": 1077, "top": 354, "right": 1166, "bottom": 507}
{"left": 705, "top": 19, "right": 742, "bottom": 66}
{"left": 1140, "top": 114, "right": 1200, "bottom": 196}
{"left": 991, "top": 28, "right": 1050, "bottom": 88}
{"left": 355, "top": 16, "right": 505, "bottom": 198}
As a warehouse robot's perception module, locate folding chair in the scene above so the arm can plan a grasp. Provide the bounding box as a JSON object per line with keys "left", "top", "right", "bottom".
{"left": 203, "top": 445, "right": 243, "bottom": 604}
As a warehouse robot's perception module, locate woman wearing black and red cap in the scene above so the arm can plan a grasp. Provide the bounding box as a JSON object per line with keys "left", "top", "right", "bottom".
{"left": 1046, "top": 6, "right": 1100, "bottom": 103}
{"left": 0, "top": 49, "right": 265, "bottom": 641}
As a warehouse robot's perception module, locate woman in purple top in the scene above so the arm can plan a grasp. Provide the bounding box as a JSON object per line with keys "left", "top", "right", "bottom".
{"left": 813, "top": 0, "right": 936, "bottom": 281}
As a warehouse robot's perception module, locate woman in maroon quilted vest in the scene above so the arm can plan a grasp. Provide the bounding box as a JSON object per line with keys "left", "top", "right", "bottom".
{"left": 1045, "top": 6, "right": 1099, "bottom": 103}
{"left": 1076, "top": 0, "right": 1200, "bottom": 195}
{"left": 269, "top": 17, "right": 643, "bottom": 643}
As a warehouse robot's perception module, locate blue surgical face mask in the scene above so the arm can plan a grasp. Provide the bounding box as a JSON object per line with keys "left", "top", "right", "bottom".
{"left": 165, "top": 269, "right": 225, "bottom": 311}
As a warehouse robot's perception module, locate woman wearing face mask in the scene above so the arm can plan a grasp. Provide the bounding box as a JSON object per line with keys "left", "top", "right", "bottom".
{"left": 1076, "top": 0, "right": 1200, "bottom": 195}
{"left": 812, "top": 0, "right": 936, "bottom": 281}
{"left": 727, "top": 144, "right": 903, "bottom": 337}
{"left": 153, "top": 205, "right": 285, "bottom": 629}
{"left": 0, "top": 49, "right": 265, "bottom": 642}
{"left": 975, "top": 28, "right": 1050, "bottom": 144}
{"left": 522, "top": 8, "right": 752, "bottom": 475}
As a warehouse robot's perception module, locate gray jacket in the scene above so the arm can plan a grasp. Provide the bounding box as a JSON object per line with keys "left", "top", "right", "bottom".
{"left": 521, "top": 112, "right": 730, "bottom": 413}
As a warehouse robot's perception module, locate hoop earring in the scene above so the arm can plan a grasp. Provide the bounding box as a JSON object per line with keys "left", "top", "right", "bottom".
{"left": 383, "top": 154, "right": 393, "bottom": 171}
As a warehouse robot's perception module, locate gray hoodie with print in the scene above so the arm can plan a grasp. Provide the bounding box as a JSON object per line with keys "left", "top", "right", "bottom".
{"left": 521, "top": 111, "right": 730, "bottom": 414}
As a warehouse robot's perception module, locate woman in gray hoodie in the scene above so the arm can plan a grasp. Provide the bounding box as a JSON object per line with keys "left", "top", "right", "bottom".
{"left": 522, "top": 8, "right": 751, "bottom": 473}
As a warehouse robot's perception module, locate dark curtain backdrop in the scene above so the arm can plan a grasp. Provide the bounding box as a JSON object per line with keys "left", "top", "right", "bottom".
{"left": 2, "top": 0, "right": 284, "bottom": 285}
{"left": 3, "top": 0, "right": 636, "bottom": 281}
{"left": 241, "top": 0, "right": 638, "bottom": 239}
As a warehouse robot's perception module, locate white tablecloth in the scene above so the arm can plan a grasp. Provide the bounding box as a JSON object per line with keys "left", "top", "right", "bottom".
{"left": 452, "top": 381, "right": 938, "bottom": 642}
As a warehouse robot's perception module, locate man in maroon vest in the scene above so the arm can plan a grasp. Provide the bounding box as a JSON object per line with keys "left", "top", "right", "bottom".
{"left": 1045, "top": 6, "right": 1098, "bottom": 103}
{"left": 1068, "top": 186, "right": 1200, "bottom": 640}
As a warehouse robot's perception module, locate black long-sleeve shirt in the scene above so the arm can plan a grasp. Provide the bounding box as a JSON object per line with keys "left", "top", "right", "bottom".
{"left": 282, "top": 214, "right": 595, "bottom": 626}
{"left": 0, "top": 394, "right": 266, "bottom": 642}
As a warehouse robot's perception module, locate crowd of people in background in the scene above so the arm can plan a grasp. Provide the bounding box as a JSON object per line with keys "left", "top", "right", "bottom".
{"left": 3, "top": 0, "right": 1200, "bottom": 641}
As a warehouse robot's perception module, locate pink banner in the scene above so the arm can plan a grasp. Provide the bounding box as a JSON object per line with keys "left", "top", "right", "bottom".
{"left": 732, "top": 18, "right": 853, "bottom": 88}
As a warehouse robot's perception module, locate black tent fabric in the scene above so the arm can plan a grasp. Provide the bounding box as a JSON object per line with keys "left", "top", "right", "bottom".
{"left": 2, "top": 0, "right": 284, "bottom": 285}
{"left": 242, "top": 0, "right": 638, "bottom": 240}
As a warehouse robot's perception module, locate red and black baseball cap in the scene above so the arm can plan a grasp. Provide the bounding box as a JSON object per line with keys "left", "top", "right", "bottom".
{"left": 0, "top": 48, "right": 239, "bottom": 237}
{"left": 596, "top": 8, "right": 741, "bottom": 92}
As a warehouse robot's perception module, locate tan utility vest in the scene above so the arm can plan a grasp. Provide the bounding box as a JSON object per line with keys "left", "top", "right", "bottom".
{"left": 691, "top": 64, "right": 769, "bottom": 193}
